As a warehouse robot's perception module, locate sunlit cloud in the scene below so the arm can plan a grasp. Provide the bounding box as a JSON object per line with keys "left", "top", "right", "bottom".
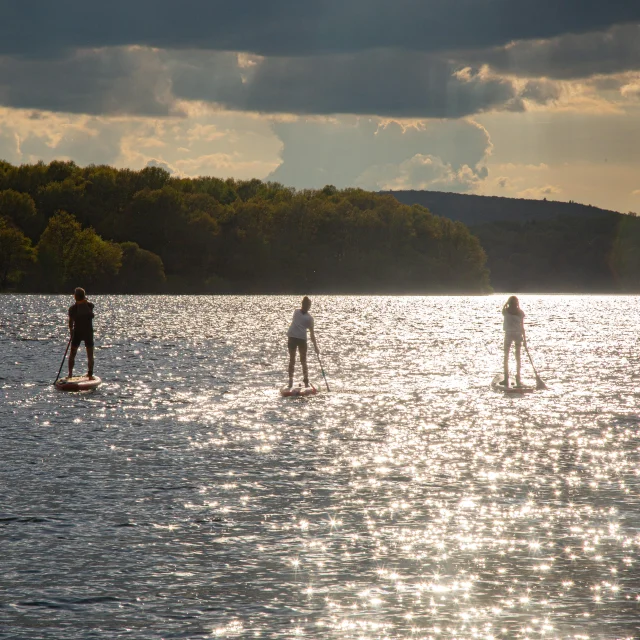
{"left": 517, "top": 185, "right": 563, "bottom": 199}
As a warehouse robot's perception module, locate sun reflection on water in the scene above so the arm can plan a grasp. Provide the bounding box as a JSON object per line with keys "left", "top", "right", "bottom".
{"left": 2, "top": 295, "right": 640, "bottom": 638}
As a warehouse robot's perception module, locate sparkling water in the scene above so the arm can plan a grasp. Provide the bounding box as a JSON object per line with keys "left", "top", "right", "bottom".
{"left": 1, "top": 295, "right": 639, "bottom": 639}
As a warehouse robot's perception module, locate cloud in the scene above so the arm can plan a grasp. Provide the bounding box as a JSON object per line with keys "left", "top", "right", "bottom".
{"left": 0, "top": 46, "right": 540, "bottom": 119}
{"left": 519, "top": 80, "right": 562, "bottom": 104}
{"left": 172, "top": 50, "right": 528, "bottom": 119}
{"left": 0, "top": 47, "right": 174, "bottom": 116}
{"left": 268, "top": 117, "right": 491, "bottom": 190}
{"left": 146, "top": 159, "right": 176, "bottom": 174}
{"left": 1, "top": 1, "right": 638, "bottom": 58}
{"left": 474, "top": 159, "right": 640, "bottom": 212}
{"left": 477, "top": 108, "right": 640, "bottom": 166}
{"left": 0, "top": 110, "right": 124, "bottom": 166}
{"left": 0, "top": 20, "right": 637, "bottom": 121}
{"left": 0, "top": 108, "right": 492, "bottom": 195}
{"left": 620, "top": 79, "right": 640, "bottom": 98}
{"left": 0, "top": 127, "right": 20, "bottom": 164}
{"left": 356, "top": 154, "right": 485, "bottom": 192}
{"left": 517, "top": 185, "right": 562, "bottom": 199}
{"left": 0, "top": 45, "right": 542, "bottom": 119}
{"left": 461, "top": 23, "right": 640, "bottom": 80}
{"left": 0, "top": 4, "right": 635, "bottom": 123}
{"left": 0, "top": 106, "right": 281, "bottom": 179}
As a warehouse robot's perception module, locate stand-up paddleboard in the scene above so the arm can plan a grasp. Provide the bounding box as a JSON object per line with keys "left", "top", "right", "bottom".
{"left": 491, "top": 374, "right": 534, "bottom": 395}
{"left": 55, "top": 375, "right": 102, "bottom": 392}
{"left": 280, "top": 383, "right": 318, "bottom": 398}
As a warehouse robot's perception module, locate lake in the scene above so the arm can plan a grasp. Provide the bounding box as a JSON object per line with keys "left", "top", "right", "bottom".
{"left": 1, "top": 294, "right": 640, "bottom": 639}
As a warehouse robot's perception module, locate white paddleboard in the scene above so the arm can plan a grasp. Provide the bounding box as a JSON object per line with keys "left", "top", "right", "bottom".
{"left": 491, "top": 374, "right": 534, "bottom": 395}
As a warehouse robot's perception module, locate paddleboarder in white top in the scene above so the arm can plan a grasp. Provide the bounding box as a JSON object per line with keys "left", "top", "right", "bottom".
{"left": 287, "top": 296, "right": 319, "bottom": 388}
{"left": 501, "top": 295, "right": 525, "bottom": 388}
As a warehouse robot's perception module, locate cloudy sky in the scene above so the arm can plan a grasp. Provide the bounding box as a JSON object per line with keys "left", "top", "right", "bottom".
{"left": 1, "top": 1, "right": 639, "bottom": 211}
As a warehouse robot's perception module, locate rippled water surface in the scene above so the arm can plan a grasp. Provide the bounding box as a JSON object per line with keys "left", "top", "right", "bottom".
{"left": 2, "top": 295, "right": 640, "bottom": 640}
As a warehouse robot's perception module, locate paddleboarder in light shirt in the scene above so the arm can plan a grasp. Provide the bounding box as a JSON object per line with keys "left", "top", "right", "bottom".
{"left": 501, "top": 295, "right": 525, "bottom": 388}
{"left": 287, "top": 296, "right": 319, "bottom": 388}
{"left": 68, "top": 287, "right": 95, "bottom": 380}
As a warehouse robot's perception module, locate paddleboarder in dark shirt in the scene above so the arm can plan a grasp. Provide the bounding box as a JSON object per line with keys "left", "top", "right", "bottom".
{"left": 68, "top": 287, "right": 95, "bottom": 379}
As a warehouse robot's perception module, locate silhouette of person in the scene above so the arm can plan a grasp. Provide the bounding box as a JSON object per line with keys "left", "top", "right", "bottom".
{"left": 68, "top": 287, "right": 95, "bottom": 379}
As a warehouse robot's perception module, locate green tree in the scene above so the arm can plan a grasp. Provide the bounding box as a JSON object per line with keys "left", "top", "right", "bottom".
{"left": 36, "top": 211, "right": 122, "bottom": 292}
{"left": 610, "top": 215, "right": 640, "bottom": 291}
{"left": 117, "top": 242, "right": 166, "bottom": 293}
{"left": 0, "top": 189, "right": 42, "bottom": 239}
{"left": 0, "top": 218, "right": 35, "bottom": 290}
{"left": 36, "top": 210, "right": 82, "bottom": 290}
{"left": 36, "top": 177, "right": 87, "bottom": 222}
{"left": 66, "top": 228, "right": 122, "bottom": 290}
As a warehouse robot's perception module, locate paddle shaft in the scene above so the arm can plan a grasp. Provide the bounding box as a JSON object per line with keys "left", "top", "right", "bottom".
{"left": 54, "top": 338, "right": 72, "bottom": 384}
{"left": 523, "top": 333, "right": 547, "bottom": 389}
{"left": 316, "top": 351, "right": 330, "bottom": 392}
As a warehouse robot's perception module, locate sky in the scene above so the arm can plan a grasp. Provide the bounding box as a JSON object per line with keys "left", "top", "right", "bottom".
{"left": 0, "top": 1, "right": 639, "bottom": 212}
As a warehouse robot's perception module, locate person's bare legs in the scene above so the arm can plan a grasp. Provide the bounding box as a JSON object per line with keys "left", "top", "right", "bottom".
{"left": 515, "top": 341, "right": 522, "bottom": 386}
{"left": 288, "top": 344, "right": 296, "bottom": 387}
{"left": 69, "top": 345, "right": 78, "bottom": 378}
{"left": 503, "top": 336, "right": 511, "bottom": 387}
{"left": 299, "top": 341, "right": 309, "bottom": 386}
{"left": 87, "top": 346, "right": 95, "bottom": 379}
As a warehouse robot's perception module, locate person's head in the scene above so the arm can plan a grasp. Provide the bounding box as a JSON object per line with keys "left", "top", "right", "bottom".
{"left": 301, "top": 296, "right": 312, "bottom": 313}
{"left": 74, "top": 287, "right": 86, "bottom": 302}
{"left": 506, "top": 295, "right": 520, "bottom": 312}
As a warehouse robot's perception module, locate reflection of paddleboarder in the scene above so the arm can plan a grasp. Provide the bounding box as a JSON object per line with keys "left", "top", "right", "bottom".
{"left": 68, "top": 288, "right": 95, "bottom": 380}
{"left": 287, "top": 296, "right": 319, "bottom": 388}
{"left": 501, "top": 296, "right": 524, "bottom": 388}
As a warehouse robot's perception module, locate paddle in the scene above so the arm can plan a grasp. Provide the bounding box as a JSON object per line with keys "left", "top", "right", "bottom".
{"left": 54, "top": 338, "right": 72, "bottom": 385}
{"left": 315, "top": 350, "right": 330, "bottom": 392}
{"left": 523, "top": 333, "right": 547, "bottom": 390}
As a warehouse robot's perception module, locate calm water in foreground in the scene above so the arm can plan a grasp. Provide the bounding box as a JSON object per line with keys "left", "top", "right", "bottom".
{"left": 2, "top": 295, "right": 640, "bottom": 640}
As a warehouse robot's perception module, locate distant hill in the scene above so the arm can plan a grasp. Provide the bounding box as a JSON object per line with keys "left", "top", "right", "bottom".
{"left": 383, "top": 189, "right": 640, "bottom": 292}
{"left": 384, "top": 190, "right": 622, "bottom": 226}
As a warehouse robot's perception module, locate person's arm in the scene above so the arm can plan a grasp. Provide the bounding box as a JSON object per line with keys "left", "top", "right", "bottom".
{"left": 68, "top": 309, "right": 74, "bottom": 336}
{"left": 309, "top": 327, "right": 319, "bottom": 354}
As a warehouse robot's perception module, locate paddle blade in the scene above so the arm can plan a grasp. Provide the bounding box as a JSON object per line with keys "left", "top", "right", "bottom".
{"left": 535, "top": 375, "right": 547, "bottom": 390}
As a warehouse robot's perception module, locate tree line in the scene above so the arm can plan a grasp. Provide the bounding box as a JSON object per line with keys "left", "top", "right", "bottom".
{"left": 0, "top": 160, "right": 490, "bottom": 294}
{"left": 472, "top": 212, "right": 640, "bottom": 292}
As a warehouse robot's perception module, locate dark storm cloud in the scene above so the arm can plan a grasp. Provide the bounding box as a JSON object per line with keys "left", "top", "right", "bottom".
{"left": 460, "top": 23, "right": 640, "bottom": 79}
{"left": 0, "top": 2, "right": 638, "bottom": 118}
{"left": 0, "top": 48, "right": 172, "bottom": 115}
{"left": 0, "top": 46, "right": 543, "bottom": 119}
{"left": 172, "top": 50, "right": 525, "bottom": 119}
{"left": 1, "top": 0, "right": 639, "bottom": 58}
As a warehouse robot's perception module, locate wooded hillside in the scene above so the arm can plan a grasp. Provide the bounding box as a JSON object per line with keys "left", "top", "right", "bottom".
{"left": 0, "top": 161, "right": 490, "bottom": 294}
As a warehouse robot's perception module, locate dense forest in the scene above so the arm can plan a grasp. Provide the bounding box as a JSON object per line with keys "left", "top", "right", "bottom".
{"left": 389, "top": 189, "right": 640, "bottom": 292}
{"left": 472, "top": 212, "right": 640, "bottom": 292}
{"left": 0, "top": 160, "right": 490, "bottom": 294}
